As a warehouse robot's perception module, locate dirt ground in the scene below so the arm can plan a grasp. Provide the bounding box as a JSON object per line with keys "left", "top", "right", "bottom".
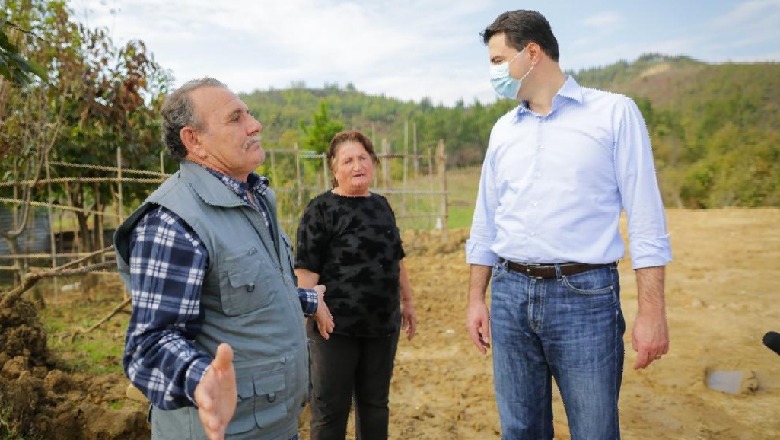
{"left": 381, "top": 208, "right": 780, "bottom": 440}
{"left": 1, "top": 208, "right": 778, "bottom": 439}
{"left": 0, "top": 297, "right": 148, "bottom": 439}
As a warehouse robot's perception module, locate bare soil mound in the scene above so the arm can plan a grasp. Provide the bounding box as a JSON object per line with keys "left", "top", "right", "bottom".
{"left": 0, "top": 297, "right": 148, "bottom": 439}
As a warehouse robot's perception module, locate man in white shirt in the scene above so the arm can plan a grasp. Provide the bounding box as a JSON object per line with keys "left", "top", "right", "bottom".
{"left": 465, "top": 10, "right": 672, "bottom": 439}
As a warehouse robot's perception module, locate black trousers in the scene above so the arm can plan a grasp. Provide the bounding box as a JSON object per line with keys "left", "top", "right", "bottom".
{"left": 307, "top": 323, "right": 400, "bottom": 440}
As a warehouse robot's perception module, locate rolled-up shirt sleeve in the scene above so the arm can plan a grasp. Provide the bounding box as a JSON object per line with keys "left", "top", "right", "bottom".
{"left": 466, "top": 141, "right": 500, "bottom": 267}
{"left": 614, "top": 97, "right": 672, "bottom": 269}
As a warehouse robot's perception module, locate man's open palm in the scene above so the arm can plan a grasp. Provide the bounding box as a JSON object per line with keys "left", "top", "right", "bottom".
{"left": 194, "top": 343, "right": 237, "bottom": 440}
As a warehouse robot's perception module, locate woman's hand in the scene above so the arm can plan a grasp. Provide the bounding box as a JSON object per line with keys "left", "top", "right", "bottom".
{"left": 313, "top": 284, "right": 335, "bottom": 340}
{"left": 401, "top": 298, "right": 417, "bottom": 341}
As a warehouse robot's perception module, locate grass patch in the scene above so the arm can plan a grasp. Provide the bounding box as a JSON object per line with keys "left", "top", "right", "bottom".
{"left": 445, "top": 166, "right": 480, "bottom": 229}
{"left": 37, "top": 277, "right": 128, "bottom": 377}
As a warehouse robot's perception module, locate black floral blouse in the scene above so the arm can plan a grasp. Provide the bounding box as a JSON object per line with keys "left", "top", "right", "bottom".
{"left": 295, "top": 191, "right": 405, "bottom": 337}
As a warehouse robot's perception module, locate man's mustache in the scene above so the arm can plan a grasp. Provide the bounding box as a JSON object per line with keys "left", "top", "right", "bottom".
{"left": 244, "top": 135, "right": 261, "bottom": 149}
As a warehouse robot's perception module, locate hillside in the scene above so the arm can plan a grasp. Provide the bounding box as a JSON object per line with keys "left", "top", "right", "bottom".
{"left": 572, "top": 54, "right": 780, "bottom": 208}
{"left": 240, "top": 54, "right": 779, "bottom": 208}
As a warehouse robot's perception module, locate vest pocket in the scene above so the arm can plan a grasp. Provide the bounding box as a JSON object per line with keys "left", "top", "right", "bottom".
{"left": 225, "top": 367, "right": 289, "bottom": 435}
{"left": 225, "top": 380, "right": 257, "bottom": 435}
{"left": 253, "top": 373, "right": 287, "bottom": 428}
{"left": 220, "top": 251, "right": 274, "bottom": 316}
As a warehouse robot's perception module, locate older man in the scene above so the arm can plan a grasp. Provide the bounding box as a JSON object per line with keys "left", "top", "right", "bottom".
{"left": 115, "top": 77, "right": 332, "bottom": 440}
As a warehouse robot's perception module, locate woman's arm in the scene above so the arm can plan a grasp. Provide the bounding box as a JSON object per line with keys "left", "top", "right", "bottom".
{"left": 295, "top": 268, "right": 320, "bottom": 288}
{"left": 399, "top": 260, "right": 417, "bottom": 340}
{"left": 295, "top": 268, "right": 334, "bottom": 339}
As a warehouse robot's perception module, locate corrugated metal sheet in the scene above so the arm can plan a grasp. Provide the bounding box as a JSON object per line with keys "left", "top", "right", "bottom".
{"left": 0, "top": 206, "right": 52, "bottom": 255}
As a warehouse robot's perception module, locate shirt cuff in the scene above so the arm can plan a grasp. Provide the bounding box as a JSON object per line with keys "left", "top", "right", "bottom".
{"left": 630, "top": 235, "right": 673, "bottom": 269}
{"left": 184, "top": 357, "right": 211, "bottom": 406}
{"left": 298, "top": 287, "right": 318, "bottom": 317}
{"left": 465, "top": 238, "right": 498, "bottom": 267}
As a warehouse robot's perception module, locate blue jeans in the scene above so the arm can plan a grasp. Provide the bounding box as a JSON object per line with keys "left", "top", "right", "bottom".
{"left": 490, "top": 261, "right": 625, "bottom": 440}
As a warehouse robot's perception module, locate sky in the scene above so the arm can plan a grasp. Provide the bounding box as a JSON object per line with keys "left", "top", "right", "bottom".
{"left": 69, "top": 0, "right": 780, "bottom": 106}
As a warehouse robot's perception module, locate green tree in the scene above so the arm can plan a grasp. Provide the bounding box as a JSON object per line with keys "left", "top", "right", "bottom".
{"left": 300, "top": 101, "right": 344, "bottom": 154}
{"left": 1, "top": 0, "right": 170, "bottom": 258}
{"left": 0, "top": 18, "right": 47, "bottom": 84}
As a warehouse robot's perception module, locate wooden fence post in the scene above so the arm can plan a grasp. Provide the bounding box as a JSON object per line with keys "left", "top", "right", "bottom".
{"left": 45, "top": 152, "right": 59, "bottom": 302}
{"left": 294, "top": 143, "right": 302, "bottom": 207}
{"left": 402, "top": 125, "right": 408, "bottom": 219}
{"left": 11, "top": 161, "right": 20, "bottom": 287}
{"left": 413, "top": 122, "right": 419, "bottom": 178}
{"left": 436, "top": 139, "right": 448, "bottom": 240}
{"left": 322, "top": 153, "right": 330, "bottom": 191}
{"left": 269, "top": 148, "right": 278, "bottom": 185}
{"left": 427, "top": 147, "right": 434, "bottom": 229}
{"left": 381, "top": 138, "right": 390, "bottom": 190}
{"left": 117, "top": 147, "right": 124, "bottom": 224}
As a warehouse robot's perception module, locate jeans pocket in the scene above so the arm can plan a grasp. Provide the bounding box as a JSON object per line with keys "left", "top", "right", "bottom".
{"left": 560, "top": 270, "right": 614, "bottom": 295}
{"left": 491, "top": 261, "right": 508, "bottom": 282}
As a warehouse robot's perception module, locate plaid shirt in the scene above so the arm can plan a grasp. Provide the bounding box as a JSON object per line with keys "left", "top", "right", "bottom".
{"left": 123, "top": 167, "right": 317, "bottom": 410}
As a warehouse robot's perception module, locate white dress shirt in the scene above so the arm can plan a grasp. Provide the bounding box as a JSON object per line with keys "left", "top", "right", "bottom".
{"left": 466, "top": 76, "right": 672, "bottom": 269}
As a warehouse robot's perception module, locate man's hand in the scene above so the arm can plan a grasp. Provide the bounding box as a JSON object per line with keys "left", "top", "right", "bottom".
{"left": 466, "top": 299, "right": 491, "bottom": 354}
{"left": 313, "top": 285, "right": 334, "bottom": 340}
{"left": 632, "top": 309, "right": 669, "bottom": 369}
{"left": 632, "top": 266, "right": 669, "bottom": 369}
{"left": 194, "top": 343, "right": 237, "bottom": 440}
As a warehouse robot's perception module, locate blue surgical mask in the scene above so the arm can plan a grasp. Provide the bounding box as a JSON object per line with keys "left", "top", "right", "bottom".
{"left": 490, "top": 47, "right": 534, "bottom": 100}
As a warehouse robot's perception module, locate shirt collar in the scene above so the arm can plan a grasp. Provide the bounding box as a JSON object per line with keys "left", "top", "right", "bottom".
{"left": 557, "top": 75, "right": 583, "bottom": 103}
{"left": 202, "top": 165, "right": 270, "bottom": 197}
{"left": 515, "top": 75, "right": 583, "bottom": 117}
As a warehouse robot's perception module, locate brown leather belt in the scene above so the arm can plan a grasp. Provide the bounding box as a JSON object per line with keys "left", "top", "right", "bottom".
{"left": 499, "top": 258, "right": 612, "bottom": 279}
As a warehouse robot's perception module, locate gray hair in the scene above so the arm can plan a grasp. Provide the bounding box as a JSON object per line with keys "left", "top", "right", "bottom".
{"left": 161, "top": 77, "right": 228, "bottom": 161}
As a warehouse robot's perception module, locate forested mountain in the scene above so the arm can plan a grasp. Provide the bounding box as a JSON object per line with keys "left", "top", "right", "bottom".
{"left": 241, "top": 83, "right": 517, "bottom": 168}
{"left": 572, "top": 54, "right": 779, "bottom": 207}
{"left": 240, "top": 54, "right": 779, "bottom": 208}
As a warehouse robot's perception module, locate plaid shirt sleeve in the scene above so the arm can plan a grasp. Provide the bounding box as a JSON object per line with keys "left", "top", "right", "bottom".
{"left": 299, "top": 288, "right": 318, "bottom": 316}
{"left": 123, "top": 206, "right": 212, "bottom": 410}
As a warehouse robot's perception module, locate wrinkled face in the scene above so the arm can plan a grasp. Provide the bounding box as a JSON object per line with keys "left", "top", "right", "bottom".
{"left": 332, "top": 141, "right": 374, "bottom": 195}
{"left": 186, "top": 86, "right": 264, "bottom": 180}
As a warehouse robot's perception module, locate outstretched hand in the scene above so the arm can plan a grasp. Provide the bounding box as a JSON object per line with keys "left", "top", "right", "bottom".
{"left": 194, "top": 343, "right": 237, "bottom": 440}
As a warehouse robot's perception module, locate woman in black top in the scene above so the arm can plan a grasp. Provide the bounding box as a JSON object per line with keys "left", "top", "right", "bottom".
{"left": 295, "top": 130, "right": 417, "bottom": 440}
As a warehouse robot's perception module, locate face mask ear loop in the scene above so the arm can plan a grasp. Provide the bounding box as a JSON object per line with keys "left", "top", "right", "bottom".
{"left": 507, "top": 47, "right": 525, "bottom": 66}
